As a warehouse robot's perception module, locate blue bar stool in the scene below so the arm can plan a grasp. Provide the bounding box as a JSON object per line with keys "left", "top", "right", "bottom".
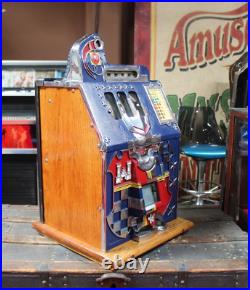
{"left": 181, "top": 144, "right": 226, "bottom": 206}
{"left": 178, "top": 104, "right": 226, "bottom": 206}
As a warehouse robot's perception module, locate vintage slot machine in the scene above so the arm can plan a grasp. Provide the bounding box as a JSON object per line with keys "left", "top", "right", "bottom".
{"left": 33, "top": 34, "right": 193, "bottom": 265}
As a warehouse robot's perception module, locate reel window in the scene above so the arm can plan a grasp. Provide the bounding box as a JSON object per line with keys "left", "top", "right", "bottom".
{"left": 142, "top": 183, "right": 159, "bottom": 211}
{"left": 129, "top": 91, "right": 145, "bottom": 117}
{"left": 104, "top": 92, "right": 121, "bottom": 120}
{"left": 118, "top": 92, "right": 133, "bottom": 117}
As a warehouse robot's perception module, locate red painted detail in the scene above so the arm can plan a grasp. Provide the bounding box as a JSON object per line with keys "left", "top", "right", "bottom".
{"left": 108, "top": 150, "right": 172, "bottom": 216}
{"left": 133, "top": 158, "right": 149, "bottom": 185}
{"left": 146, "top": 212, "right": 157, "bottom": 227}
{"left": 144, "top": 122, "right": 150, "bottom": 134}
{"left": 89, "top": 40, "right": 95, "bottom": 50}
{"left": 155, "top": 177, "right": 172, "bottom": 214}
{"left": 82, "top": 40, "right": 95, "bottom": 62}
{"left": 131, "top": 126, "right": 146, "bottom": 136}
{"left": 2, "top": 125, "right": 34, "bottom": 148}
{"left": 131, "top": 121, "right": 151, "bottom": 136}
{"left": 82, "top": 43, "right": 90, "bottom": 61}
{"left": 108, "top": 151, "right": 148, "bottom": 186}
{"left": 90, "top": 52, "right": 101, "bottom": 66}
{"left": 136, "top": 147, "right": 147, "bottom": 155}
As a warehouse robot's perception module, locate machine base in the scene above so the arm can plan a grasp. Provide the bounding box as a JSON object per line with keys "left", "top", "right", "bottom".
{"left": 33, "top": 217, "right": 193, "bottom": 267}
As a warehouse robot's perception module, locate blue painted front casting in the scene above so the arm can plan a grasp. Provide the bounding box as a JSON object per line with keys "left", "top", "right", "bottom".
{"left": 62, "top": 33, "right": 181, "bottom": 250}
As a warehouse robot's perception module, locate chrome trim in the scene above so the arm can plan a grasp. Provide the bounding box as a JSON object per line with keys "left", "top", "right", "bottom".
{"left": 103, "top": 65, "right": 148, "bottom": 82}
{"left": 131, "top": 147, "right": 157, "bottom": 172}
{"left": 115, "top": 161, "right": 132, "bottom": 184}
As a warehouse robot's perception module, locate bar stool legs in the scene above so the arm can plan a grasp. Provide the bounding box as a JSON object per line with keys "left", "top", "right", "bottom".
{"left": 181, "top": 158, "right": 221, "bottom": 206}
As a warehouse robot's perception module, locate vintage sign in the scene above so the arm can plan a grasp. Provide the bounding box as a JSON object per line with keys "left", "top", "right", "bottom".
{"left": 150, "top": 2, "right": 248, "bottom": 122}
{"left": 164, "top": 5, "right": 247, "bottom": 72}
{"left": 149, "top": 2, "right": 248, "bottom": 191}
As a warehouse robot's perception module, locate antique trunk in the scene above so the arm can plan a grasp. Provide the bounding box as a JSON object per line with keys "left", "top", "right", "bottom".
{"left": 2, "top": 205, "right": 248, "bottom": 288}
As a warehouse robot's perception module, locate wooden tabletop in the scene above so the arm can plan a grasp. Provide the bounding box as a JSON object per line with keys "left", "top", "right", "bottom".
{"left": 2, "top": 204, "right": 248, "bottom": 288}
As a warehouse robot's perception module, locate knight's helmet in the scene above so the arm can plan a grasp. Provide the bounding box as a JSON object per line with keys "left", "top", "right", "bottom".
{"left": 64, "top": 34, "right": 107, "bottom": 82}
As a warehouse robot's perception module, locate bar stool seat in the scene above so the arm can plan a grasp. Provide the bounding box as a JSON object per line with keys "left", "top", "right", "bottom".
{"left": 181, "top": 144, "right": 226, "bottom": 206}
{"left": 182, "top": 144, "right": 226, "bottom": 159}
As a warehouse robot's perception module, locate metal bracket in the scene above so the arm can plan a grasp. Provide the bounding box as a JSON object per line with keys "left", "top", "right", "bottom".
{"left": 96, "top": 273, "right": 131, "bottom": 288}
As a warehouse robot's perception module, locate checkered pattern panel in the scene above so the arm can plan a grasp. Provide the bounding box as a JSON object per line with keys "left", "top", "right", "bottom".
{"left": 107, "top": 189, "right": 129, "bottom": 238}
{"left": 107, "top": 187, "right": 146, "bottom": 238}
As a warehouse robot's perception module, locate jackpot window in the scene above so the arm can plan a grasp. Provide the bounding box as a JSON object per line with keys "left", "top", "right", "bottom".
{"left": 142, "top": 183, "right": 159, "bottom": 211}
{"left": 146, "top": 87, "right": 173, "bottom": 124}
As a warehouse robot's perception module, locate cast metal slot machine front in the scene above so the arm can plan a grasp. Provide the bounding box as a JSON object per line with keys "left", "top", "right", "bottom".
{"left": 103, "top": 78, "right": 180, "bottom": 249}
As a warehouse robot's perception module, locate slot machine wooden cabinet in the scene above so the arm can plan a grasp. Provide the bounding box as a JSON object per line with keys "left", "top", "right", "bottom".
{"left": 33, "top": 34, "right": 193, "bottom": 265}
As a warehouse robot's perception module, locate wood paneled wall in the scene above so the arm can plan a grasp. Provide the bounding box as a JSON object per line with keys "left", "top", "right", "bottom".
{"left": 2, "top": 2, "right": 134, "bottom": 64}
